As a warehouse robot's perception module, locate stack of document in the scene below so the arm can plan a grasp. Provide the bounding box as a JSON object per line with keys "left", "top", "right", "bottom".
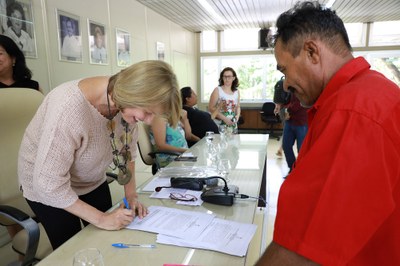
{"left": 126, "top": 206, "right": 257, "bottom": 257}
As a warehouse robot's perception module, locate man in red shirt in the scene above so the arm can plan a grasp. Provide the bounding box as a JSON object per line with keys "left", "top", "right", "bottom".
{"left": 257, "top": 1, "right": 400, "bottom": 265}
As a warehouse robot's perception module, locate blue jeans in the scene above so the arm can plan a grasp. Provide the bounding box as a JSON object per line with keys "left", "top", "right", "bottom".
{"left": 282, "top": 121, "right": 308, "bottom": 171}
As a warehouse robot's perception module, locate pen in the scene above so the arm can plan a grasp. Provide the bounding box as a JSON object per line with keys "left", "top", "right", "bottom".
{"left": 112, "top": 243, "right": 156, "bottom": 248}
{"left": 123, "top": 197, "right": 130, "bottom": 209}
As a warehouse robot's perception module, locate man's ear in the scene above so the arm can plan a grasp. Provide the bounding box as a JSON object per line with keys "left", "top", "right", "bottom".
{"left": 303, "top": 40, "right": 320, "bottom": 63}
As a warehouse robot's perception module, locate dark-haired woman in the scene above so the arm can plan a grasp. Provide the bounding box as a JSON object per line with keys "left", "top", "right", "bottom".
{"left": 208, "top": 67, "right": 241, "bottom": 133}
{"left": 0, "top": 35, "right": 40, "bottom": 91}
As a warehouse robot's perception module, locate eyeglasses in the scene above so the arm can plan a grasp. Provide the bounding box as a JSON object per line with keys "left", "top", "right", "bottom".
{"left": 169, "top": 193, "right": 198, "bottom": 202}
{"left": 223, "top": 76, "right": 234, "bottom": 79}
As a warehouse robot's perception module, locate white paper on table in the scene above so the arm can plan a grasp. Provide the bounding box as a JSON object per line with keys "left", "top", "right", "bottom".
{"left": 150, "top": 188, "right": 204, "bottom": 206}
{"left": 142, "top": 177, "right": 170, "bottom": 192}
{"left": 126, "top": 206, "right": 215, "bottom": 240}
{"left": 156, "top": 218, "right": 257, "bottom": 257}
{"left": 181, "top": 152, "right": 194, "bottom": 157}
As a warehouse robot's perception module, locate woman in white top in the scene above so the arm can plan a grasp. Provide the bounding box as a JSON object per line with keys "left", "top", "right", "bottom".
{"left": 208, "top": 67, "right": 241, "bottom": 132}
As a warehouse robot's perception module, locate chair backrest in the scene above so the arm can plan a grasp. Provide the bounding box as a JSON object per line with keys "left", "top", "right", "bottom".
{"left": 136, "top": 122, "right": 155, "bottom": 166}
{"left": 261, "top": 102, "right": 276, "bottom": 116}
{"left": 0, "top": 88, "right": 44, "bottom": 216}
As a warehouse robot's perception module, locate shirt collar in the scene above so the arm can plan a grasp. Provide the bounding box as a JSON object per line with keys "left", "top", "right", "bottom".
{"left": 308, "top": 57, "right": 370, "bottom": 123}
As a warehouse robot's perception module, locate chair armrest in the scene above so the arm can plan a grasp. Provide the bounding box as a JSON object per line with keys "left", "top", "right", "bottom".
{"left": 0, "top": 205, "right": 40, "bottom": 266}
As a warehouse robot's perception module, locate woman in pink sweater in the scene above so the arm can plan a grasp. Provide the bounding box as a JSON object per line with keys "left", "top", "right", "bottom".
{"left": 18, "top": 60, "right": 181, "bottom": 249}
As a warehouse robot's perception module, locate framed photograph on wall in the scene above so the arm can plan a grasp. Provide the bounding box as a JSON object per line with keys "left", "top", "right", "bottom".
{"left": 56, "top": 9, "right": 82, "bottom": 63}
{"left": 88, "top": 20, "right": 108, "bottom": 65}
{"left": 116, "top": 28, "right": 131, "bottom": 67}
{"left": 0, "top": 0, "right": 37, "bottom": 58}
{"left": 156, "top": 41, "right": 165, "bottom": 61}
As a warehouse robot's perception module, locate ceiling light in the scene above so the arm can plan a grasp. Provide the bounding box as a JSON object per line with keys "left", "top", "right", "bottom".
{"left": 197, "top": 0, "right": 226, "bottom": 24}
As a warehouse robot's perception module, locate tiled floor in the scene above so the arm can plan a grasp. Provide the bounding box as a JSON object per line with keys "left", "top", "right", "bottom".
{"left": 0, "top": 137, "right": 288, "bottom": 266}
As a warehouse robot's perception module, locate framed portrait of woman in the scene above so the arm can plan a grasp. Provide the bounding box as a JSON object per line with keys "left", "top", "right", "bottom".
{"left": 116, "top": 28, "right": 131, "bottom": 67}
{"left": 56, "top": 9, "right": 82, "bottom": 63}
{"left": 0, "top": 0, "right": 37, "bottom": 58}
{"left": 88, "top": 20, "right": 108, "bottom": 65}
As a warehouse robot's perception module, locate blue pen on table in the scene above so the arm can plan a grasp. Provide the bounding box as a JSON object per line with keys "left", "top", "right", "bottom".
{"left": 123, "top": 197, "right": 130, "bottom": 209}
{"left": 112, "top": 243, "right": 156, "bottom": 248}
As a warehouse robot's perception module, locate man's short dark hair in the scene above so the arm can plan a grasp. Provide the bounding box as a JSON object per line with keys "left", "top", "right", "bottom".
{"left": 273, "top": 1, "right": 352, "bottom": 57}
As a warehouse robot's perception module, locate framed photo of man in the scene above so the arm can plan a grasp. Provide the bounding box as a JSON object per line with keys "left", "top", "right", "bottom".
{"left": 56, "top": 9, "right": 82, "bottom": 63}
{"left": 0, "top": 0, "right": 37, "bottom": 58}
{"left": 88, "top": 20, "right": 108, "bottom": 65}
{"left": 116, "top": 28, "right": 131, "bottom": 67}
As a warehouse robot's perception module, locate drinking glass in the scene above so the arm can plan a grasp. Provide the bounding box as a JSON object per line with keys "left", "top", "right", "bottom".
{"left": 218, "top": 159, "right": 231, "bottom": 182}
{"left": 205, "top": 131, "right": 214, "bottom": 144}
{"left": 73, "top": 248, "right": 104, "bottom": 266}
{"left": 218, "top": 124, "right": 226, "bottom": 137}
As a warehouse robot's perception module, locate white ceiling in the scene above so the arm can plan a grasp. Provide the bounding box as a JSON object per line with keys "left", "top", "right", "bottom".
{"left": 136, "top": 0, "right": 400, "bottom": 32}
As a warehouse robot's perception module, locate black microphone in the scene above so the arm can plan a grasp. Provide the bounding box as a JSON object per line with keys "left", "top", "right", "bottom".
{"left": 155, "top": 186, "right": 171, "bottom": 192}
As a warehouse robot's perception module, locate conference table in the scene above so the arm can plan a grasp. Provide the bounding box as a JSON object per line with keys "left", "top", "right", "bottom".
{"left": 37, "top": 133, "right": 269, "bottom": 266}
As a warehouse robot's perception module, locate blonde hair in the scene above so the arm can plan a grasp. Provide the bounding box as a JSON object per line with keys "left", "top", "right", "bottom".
{"left": 110, "top": 60, "right": 181, "bottom": 127}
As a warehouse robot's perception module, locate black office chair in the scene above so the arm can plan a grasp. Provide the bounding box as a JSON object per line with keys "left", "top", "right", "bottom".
{"left": 260, "top": 102, "right": 281, "bottom": 140}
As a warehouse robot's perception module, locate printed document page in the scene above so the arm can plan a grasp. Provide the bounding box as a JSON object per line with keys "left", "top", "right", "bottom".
{"left": 156, "top": 218, "right": 257, "bottom": 257}
{"left": 126, "top": 206, "right": 215, "bottom": 240}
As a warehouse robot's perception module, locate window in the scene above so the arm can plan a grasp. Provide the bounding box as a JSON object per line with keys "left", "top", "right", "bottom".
{"left": 200, "top": 30, "right": 217, "bottom": 52}
{"left": 221, "top": 28, "right": 259, "bottom": 51}
{"left": 201, "top": 55, "right": 283, "bottom": 103}
{"left": 369, "top": 21, "right": 400, "bottom": 46}
{"left": 344, "top": 23, "right": 366, "bottom": 47}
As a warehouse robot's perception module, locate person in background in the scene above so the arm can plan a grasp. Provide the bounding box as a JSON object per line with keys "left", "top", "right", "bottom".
{"left": 91, "top": 26, "right": 107, "bottom": 64}
{"left": 208, "top": 67, "right": 241, "bottom": 133}
{"left": 0, "top": 35, "right": 40, "bottom": 91}
{"left": 18, "top": 60, "right": 181, "bottom": 250}
{"left": 150, "top": 109, "right": 199, "bottom": 168}
{"left": 181, "top": 86, "right": 218, "bottom": 146}
{"left": 281, "top": 93, "right": 308, "bottom": 178}
{"left": 257, "top": 1, "right": 400, "bottom": 265}
{"left": 272, "top": 77, "right": 290, "bottom": 158}
{"left": 4, "top": 2, "right": 35, "bottom": 56}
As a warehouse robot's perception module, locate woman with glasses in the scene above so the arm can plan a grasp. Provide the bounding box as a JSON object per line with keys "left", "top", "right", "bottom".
{"left": 18, "top": 60, "right": 181, "bottom": 250}
{"left": 208, "top": 67, "right": 241, "bottom": 133}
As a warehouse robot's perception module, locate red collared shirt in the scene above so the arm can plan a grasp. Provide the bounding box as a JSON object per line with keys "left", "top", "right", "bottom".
{"left": 274, "top": 57, "right": 400, "bottom": 265}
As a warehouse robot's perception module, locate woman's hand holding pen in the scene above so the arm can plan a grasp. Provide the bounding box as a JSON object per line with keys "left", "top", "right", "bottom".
{"left": 97, "top": 206, "right": 135, "bottom": 230}
{"left": 126, "top": 197, "right": 148, "bottom": 219}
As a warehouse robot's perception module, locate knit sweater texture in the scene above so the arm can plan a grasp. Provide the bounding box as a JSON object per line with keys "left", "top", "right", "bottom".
{"left": 18, "top": 80, "right": 138, "bottom": 208}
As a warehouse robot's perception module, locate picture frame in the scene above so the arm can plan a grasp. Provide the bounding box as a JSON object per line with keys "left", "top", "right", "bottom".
{"left": 116, "top": 28, "right": 131, "bottom": 67}
{"left": 0, "top": 0, "right": 37, "bottom": 58}
{"left": 156, "top": 41, "right": 165, "bottom": 61}
{"left": 88, "top": 20, "right": 108, "bottom": 65}
{"left": 56, "top": 9, "right": 82, "bottom": 63}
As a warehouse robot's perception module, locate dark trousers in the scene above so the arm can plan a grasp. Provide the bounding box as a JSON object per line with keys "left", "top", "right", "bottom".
{"left": 27, "top": 181, "right": 112, "bottom": 250}
{"left": 282, "top": 121, "right": 308, "bottom": 171}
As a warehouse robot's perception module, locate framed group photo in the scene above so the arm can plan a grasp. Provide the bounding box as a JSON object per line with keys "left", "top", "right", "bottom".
{"left": 0, "top": 0, "right": 37, "bottom": 58}
{"left": 88, "top": 20, "right": 108, "bottom": 65}
{"left": 56, "top": 9, "right": 82, "bottom": 63}
{"left": 116, "top": 28, "right": 131, "bottom": 67}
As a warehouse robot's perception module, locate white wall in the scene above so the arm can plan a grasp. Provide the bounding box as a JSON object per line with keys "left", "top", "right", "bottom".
{"left": 24, "top": 0, "right": 197, "bottom": 94}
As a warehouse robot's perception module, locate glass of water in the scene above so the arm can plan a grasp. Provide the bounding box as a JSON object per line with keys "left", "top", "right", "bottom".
{"left": 205, "top": 131, "right": 214, "bottom": 144}
{"left": 218, "top": 159, "right": 231, "bottom": 182}
{"left": 73, "top": 248, "right": 104, "bottom": 266}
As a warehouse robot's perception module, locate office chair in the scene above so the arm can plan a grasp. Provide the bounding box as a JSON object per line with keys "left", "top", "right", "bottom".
{"left": 0, "top": 88, "right": 52, "bottom": 265}
{"left": 260, "top": 102, "right": 281, "bottom": 140}
{"left": 137, "top": 122, "right": 181, "bottom": 175}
